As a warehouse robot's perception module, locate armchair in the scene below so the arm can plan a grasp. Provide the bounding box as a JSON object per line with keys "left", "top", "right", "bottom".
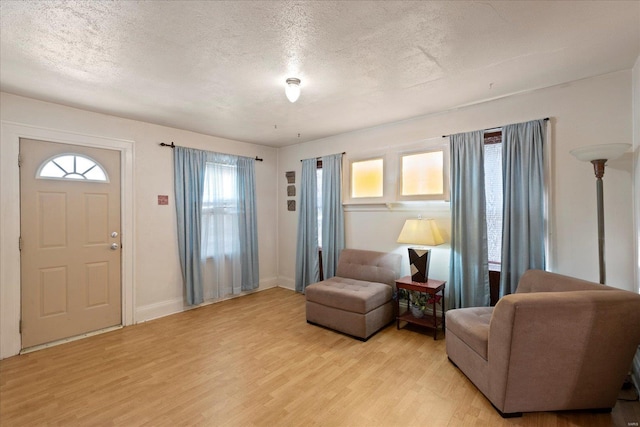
{"left": 446, "top": 270, "right": 640, "bottom": 417}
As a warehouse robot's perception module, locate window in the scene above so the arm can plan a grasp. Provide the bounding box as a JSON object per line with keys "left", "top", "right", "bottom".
{"left": 316, "top": 165, "right": 323, "bottom": 247}
{"left": 351, "top": 158, "right": 383, "bottom": 198}
{"left": 484, "top": 141, "right": 503, "bottom": 265}
{"left": 483, "top": 131, "right": 503, "bottom": 305}
{"left": 37, "top": 154, "right": 108, "bottom": 182}
{"left": 399, "top": 150, "right": 445, "bottom": 200}
{"left": 344, "top": 142, "right": 449, "bottom": 205}
{"left": 316, "top": 164, "right": 324, "bottom": 280}
{"left": 201, "top": 162, "right": 238, "bottom": 256}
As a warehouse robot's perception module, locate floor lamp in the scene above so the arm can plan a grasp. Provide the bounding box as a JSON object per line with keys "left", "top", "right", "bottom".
{"left": 570, "top": 143, "right": 631, "bottom": 284}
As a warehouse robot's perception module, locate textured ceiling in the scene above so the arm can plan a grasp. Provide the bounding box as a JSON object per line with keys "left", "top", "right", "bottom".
{"left": 1, "top": 1, "right": 639, "bottom": 147}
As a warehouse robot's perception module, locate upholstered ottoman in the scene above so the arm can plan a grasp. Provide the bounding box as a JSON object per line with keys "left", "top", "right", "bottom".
{"left": 305, "top": 249, "right": 402, "bottom": 340}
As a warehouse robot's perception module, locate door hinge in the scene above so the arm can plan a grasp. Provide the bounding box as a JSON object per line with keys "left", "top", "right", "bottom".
{"left": 19, "top": 236, "right": 23, "bottom": 251}
{"left": 19, "top": 320, "right": 22, "bottom": 334}
{"left": 18, "top": 153, "right": 22, "bottom": 168}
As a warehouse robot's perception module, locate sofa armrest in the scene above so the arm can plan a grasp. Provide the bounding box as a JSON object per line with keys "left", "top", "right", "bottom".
{"left": 515, "top": 269, "right": 615, "bottom": 294}
{"left": 487, "top": 290, "right": 640, "bottom": 413}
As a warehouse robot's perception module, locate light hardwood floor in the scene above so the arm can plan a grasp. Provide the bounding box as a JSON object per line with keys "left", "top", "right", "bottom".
{"left": 1, "top": 287, "right": 639, "bottom": 426}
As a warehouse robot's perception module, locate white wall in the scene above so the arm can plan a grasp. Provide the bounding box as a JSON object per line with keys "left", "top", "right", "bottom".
{"left": 631, "top": 53, "right": 640, "bottom": 396}
{"left": 278, "top": 71, "right": 636, "bottom": 294}
{"left": 633, "top": 55, "right": 640, "bottom": 294}
{"left": 0, "top": 93, "right": 278, "bottom": 358}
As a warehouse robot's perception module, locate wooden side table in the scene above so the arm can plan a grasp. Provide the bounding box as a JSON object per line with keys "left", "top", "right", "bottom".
{"left": 395, "top": 276, "right": 446, "bottom": 340}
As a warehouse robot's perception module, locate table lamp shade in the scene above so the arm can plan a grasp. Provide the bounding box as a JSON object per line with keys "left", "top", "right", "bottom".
{"left": 397, "top": 219, "right": 445, "bottom": 245}
{"left": 397, "top": 219, "right": 444, "bottom": 282}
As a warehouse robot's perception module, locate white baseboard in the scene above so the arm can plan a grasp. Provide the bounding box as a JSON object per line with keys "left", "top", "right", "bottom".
{"left": 135, "top": 277, "right": 281, "bottom": 323}
{"left": 277, "top": 276, "right": 295, "bottom": 291}
{"left": 259, "top": 277, "right": 279, "bottom": 290}
{"left": 136, "top": 297, "right": 186, "bottom": 323}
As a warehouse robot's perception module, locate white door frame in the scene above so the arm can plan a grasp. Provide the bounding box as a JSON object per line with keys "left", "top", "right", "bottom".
{"left": 0, "top": 121, "right": 135, "bottom": 359}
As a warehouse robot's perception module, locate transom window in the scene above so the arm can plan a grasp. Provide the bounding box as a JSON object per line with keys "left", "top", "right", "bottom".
{"left": 351, "top": 158, "right": 384, "bottom": 198}
{"left": 400, "top": 151, "right": 444, "bottom": 197}
{"left": 398, "top": 148, "right": 449, "bottom": 201}
{"left": 37, "top": 154, "right": 108, "bottom": 182}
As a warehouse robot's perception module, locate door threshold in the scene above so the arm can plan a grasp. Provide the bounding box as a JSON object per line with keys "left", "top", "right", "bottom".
{"left": 20, "top": 325, "right": 123, "bottom": 354}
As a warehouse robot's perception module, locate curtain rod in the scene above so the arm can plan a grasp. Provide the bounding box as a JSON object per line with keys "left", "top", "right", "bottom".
{"left": 159, "top": 142, "right": 263, "bottom": 161}
{"left": 300, "top": 152, "right": 346, "bottom": 162}
{"left": 441, "top": 117, "right": 549, "bottom": 138}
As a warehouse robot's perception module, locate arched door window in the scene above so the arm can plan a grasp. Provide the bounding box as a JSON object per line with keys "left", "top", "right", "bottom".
{"left": 37, "top": 154, "right": 109, "bottom": 182}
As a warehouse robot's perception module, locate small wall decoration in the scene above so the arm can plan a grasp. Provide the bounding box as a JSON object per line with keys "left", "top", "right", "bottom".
{"left": 286, "top": 171, "right": 295, "bottom": 184}
{"left": 287, "top": 200, "right": 296, "bottom": 211}
{"left": 158, "top": 195, "right": 169, "bottom": 205}
{"left": 287, "top": 185, "right": 296, "bottom": 197}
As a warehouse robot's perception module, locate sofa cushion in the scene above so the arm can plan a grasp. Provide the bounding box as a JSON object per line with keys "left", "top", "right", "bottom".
{"left": 335, "top": 249, "right": 402, "bottom": 287}
{"left": 446, "top": 307, "right": 493, "bottom": 360}
{"left": 305, "top": 277, "right": 392, "bottom": 314}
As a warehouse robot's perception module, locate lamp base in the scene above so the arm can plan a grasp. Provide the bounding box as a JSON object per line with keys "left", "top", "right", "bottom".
{"left": 408, "top": 248, "right": 431, "bottom": 283}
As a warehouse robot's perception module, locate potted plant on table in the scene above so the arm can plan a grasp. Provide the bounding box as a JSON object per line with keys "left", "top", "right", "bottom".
{"left": 396, "top": 289, "right": 428, "bottom": 318}
{"left": 408, "top": 290, "right": 428, "bottom": 318}
{"left": 395, "top": 289, "right": 443, "bottom": 318}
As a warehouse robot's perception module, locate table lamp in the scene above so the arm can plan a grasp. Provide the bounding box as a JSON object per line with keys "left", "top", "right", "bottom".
{"left": 397, "top": 218, "right": 445, "bottom": 282}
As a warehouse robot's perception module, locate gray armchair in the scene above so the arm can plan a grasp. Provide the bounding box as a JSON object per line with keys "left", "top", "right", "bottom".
{"left": 446, "top": 270, "right": 640, "bottom": 417}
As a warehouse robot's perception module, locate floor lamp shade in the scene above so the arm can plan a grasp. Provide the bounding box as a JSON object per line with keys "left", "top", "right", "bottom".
{"left": 397, "top": 219, "right": 445, "bottom": 282}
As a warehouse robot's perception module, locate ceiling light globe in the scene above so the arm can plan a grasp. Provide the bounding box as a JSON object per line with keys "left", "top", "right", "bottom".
{"left": 285, "top": 78, "right": 301, "bottom": 103}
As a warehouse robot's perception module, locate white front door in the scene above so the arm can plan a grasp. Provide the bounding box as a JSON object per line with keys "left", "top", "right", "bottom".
{"left": 20, "top": 138, "right": 122, "bottom": 349}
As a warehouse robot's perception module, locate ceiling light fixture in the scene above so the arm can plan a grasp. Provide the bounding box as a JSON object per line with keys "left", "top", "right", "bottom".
{"left": 285, "top": 78, "right": 301, "bottom": 103}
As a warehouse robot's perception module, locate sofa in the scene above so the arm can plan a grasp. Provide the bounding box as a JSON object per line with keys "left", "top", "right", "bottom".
{"left": 446, "top": 269, "right": 640, "bottom": 417}
{"left": 305, "top": 249, "right": 402, "bottom": 340}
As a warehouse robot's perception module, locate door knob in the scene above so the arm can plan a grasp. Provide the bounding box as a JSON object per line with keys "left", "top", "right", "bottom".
{"left": 110, "top": 243, "right": 119, "bottom": 250}
{"left": 111, "top": 232, "right": 118, "bottom": 238}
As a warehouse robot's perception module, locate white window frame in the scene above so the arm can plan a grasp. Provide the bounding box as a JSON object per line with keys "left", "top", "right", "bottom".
{"left": 397, "top": 146, "right": 450, "bottom": 202}
{"left": 36, "top": 153, "right": 110, "bottom": 182}
{"left": 343, "top": 155, "right": 387, "bottom": 205}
